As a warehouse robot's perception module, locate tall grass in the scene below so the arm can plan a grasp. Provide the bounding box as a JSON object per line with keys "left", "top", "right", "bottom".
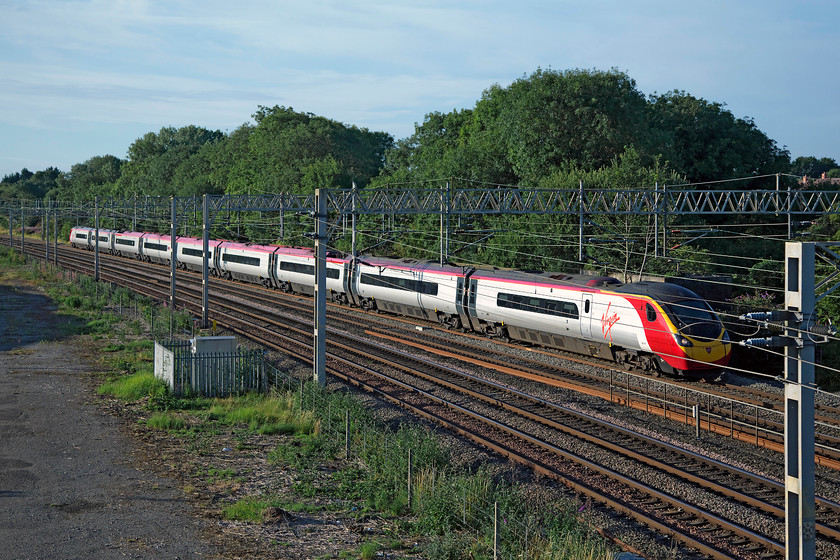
{"left": 210, "top": 391, "right": 319, "bottom": 435}
{"left": 98, "top": 372, "right": 168, "bottom": 400}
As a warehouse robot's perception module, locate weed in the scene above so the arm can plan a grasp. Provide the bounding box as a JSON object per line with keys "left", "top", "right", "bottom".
{"left": 223, "top": 497, "right": 270, "bottom": 522}
{"left": 209, "top": 392, "right": 318, "bottom": 436}
{"left": 146, "top": 412, "right": 187, "bottom": 431}
{"left": 98, "top": 372, "right": 167, "bottom": 401}
{"left": 358, "top": 541, "right": 379, "bottom": 560}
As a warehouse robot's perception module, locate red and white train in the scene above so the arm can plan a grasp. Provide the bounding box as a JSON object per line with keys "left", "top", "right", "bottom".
{"left": 70, "top": 226, "right": 732, "bottom": 376}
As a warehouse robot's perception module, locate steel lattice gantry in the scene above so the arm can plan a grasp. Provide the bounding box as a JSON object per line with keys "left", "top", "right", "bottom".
{"left": 7, "top": 186, "right": 840, "bottom": 220}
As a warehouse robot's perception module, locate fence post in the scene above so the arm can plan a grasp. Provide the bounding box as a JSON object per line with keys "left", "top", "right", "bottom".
{"left": 493, "top": 501, "right": 499, "bottom": 560}
{"left": 407, "top": 448, "right": 413, "bottom": 510}
{"left": 345, "top": 409, "right": 350, "bottom": 460}
{"left": 694, "top": 405, "right": 700, "bottom": 439}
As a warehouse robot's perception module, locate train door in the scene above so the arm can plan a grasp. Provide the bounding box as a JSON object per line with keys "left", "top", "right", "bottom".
{"left": 345, "top": 260, "right": 360, "bottom": 306}
{"left": 464, "top": 278, "right": 481, "bottom": 331}
{"left": 267, "top": 252, "right": 279, "bottom": 288}
{"left": 580, "top": 294, "right": 593, "bottom": 339}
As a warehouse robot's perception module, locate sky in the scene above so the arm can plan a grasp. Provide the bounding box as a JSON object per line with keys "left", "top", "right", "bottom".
{"left": 1, "top": 0, "right": 838, "bottom": 179}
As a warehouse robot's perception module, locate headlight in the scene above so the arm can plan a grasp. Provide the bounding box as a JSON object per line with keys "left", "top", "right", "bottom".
{"left": 674, "top": 334, "right": 693, "bottom": 347}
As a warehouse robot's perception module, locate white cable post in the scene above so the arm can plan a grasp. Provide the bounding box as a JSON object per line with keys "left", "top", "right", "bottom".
{"left": 784, "top": 241, "right": 815, "bottom": 560}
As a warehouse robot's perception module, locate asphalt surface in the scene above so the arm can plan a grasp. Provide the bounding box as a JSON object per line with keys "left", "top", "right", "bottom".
{"left": 0, "top": 283, "right": 219, "bottom": 560}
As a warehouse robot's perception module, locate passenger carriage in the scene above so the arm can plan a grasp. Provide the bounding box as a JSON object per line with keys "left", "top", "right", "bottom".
{"left": 113, "top": 231, "right": 145, "bottom": 259}
{"left": 216, "top": 242, "right": 277, "bottom": 285}
{"left": 140, "top": 233, "right": 173, "bottom": 265}
{"left": 352, "top": 257, "right": 467, "bottom": 328}
{"left": 274, "top": 246, "right": 347, "bottom": 301}
{"left": 175, "top": 237, "right": 221, "bottom": 273}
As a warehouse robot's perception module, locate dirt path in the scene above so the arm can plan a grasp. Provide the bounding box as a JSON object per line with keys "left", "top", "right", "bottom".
{"left": 0, "top": 283, "right": 220, "bottom": 559}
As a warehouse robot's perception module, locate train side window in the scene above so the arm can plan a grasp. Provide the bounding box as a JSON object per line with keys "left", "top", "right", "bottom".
{"left": 646, "top": 303, "right": 656, "bottom": 322}
{"left": 584, "top": 300, "right": 590, "bottom": 314}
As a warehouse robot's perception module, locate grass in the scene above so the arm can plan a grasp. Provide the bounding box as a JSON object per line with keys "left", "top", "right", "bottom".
{"left": 98, "top": 372, "right": 168, "bottom": 400}
{"left": 145, "top": 412, "right": 188, "bottom": 431}
{"left": 223, "top": 497, "right": 273, "bottom": 522}
{"left": 209, "top": 392, "right": 319, "bottom": 436}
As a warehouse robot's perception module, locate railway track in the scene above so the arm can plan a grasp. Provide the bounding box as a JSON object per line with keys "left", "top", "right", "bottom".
{"left": 12, "top": 237, "right": 840, "bottom": 559}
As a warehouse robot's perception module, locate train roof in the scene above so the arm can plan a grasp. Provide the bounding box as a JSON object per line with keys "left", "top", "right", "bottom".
{"left": 176, "top": 237, "right": 221, "bottom": 246}
{"left": 612, "top": 281, "right": 704, "bottom": 303}
{"left": 219, "top": 242, "right": 281, "bottom": 254}
{"left": 356, "top": 256, "right": 470, "bottom": 276}
{"left": 471, "top": 267, "right": 622, "bottom": 289}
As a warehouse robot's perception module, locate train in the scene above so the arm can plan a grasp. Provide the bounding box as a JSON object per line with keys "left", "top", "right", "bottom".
{"left": 69, "top": 226, "right": 732, "bottom": 376}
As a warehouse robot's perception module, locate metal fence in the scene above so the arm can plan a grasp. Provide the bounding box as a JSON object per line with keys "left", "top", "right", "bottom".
{"left": 155, "top": 340, "right": 266, "bottom": 397}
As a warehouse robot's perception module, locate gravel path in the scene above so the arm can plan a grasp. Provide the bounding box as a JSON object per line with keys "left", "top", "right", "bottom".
{"left": 0, "top": 283, "right": 220, "bottom": 560}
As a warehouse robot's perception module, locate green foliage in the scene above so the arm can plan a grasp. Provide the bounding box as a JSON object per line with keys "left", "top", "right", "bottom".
{"left": 745, "top": 259, "right": 784, "bottom": 289}
{"left": 226, "top": 105, "right": 393, "bottom": 195}
{"left": 223, "top": 497, "right": 274, "bottom": 522}
{"left": 98, "top": 372, "right": 168, "bottom": 401}
{"left": 650, "top": 91, "right": 789, "bottom": 183}
{"left": 0, "top": 167, "right": 62, "bottom": 201}
{"left": 357, "top": 541, "right": 379, "bottom": 560}
{"left": 817, "top": 341, "right": 840, "bottom": 392}
{"left": 790, "top": 155, "right": 838, "bottom": 178}
{"left": 146, "top": 412, "right": 188, "bottom": 431}
{"left": 53, "top": 155, "right": 123, "bottom": 200}
{"left": 117, "top": 125, "right": 226, "bottom": 197}
{"left": 209, "top": 392, "right": 318, "bottom": 435}
{"left": 0, "top": 245, "right": 25, "bottom": 266}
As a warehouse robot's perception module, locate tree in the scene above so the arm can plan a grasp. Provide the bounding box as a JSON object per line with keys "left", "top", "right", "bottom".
{"left": 226, "top": 106, "right": 393, "bottom": 195}
{"left": 0, "top": 167, "right": 62, "bottom": 201}
{"left": 790, "top": 156, "right": 838, "bottom": 178}
{"left": 650, "top": 91, "right": 790, "bottom": 183}
{"left": 52, "top": 155, "right": 123, "bottom": 199}
{"left": 539, "top": 148, "right": 689, "bottom": 281}
{"left": 116, "top": 126, "right": 225, "bottom": 197}
{"left": 485, "top": 68, "right": 654, "bottom": 184}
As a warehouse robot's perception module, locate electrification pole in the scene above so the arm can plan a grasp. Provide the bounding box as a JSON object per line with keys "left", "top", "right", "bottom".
{"left": 170, "top": 196, "right": 177, "bottom": 309}
{"left": 784, "top": 242, "right": 816, "bottom": 560}
{"left": 313, "top": 188, "right": 327, "bottom": 385}
{"left": 201, "top": 193, "right": 210, "bottom": 328}
{"left": 94, "top": 196, "right": 100, "bottom": 282}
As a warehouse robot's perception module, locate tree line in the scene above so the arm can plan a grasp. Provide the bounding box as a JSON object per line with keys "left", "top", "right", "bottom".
{"left": 2, "top": 68, "right": 839, "bottom": 292}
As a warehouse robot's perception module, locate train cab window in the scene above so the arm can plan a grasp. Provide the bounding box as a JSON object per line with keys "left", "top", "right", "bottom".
{"left": 646, "top": 303, "right": 656, "bottom": 322}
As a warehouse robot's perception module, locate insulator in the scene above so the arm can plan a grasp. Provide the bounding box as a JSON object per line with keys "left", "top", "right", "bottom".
{"left": 739, "top": 336, "right": 790, "bottom": 348}
{"left": 740, "top": 311, "right": 779, "bottom": 322}
{"left": 810, "top": 324, "right": 838, "bottom": 336}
